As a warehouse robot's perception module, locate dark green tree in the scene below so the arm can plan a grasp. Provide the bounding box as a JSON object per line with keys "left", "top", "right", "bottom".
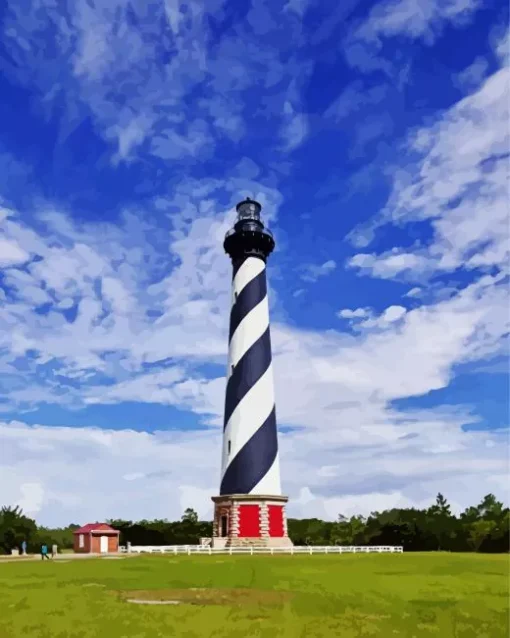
{"left": 332, "top": 514, "right": 367, "bottom": 545}
{"left": 427, "top": 493, "right": 456, "bottom": 551}
{"left": 181, "top": 508, "right": 199, "bottom": 524}
{"left": 461, "top": 495, "right": 509, "bottom": 552}
{"left": 0, "top": 506, "right": 37, "bottom": 555}
{"left": 2, "top": 493, "right": 508, "bottom": 553}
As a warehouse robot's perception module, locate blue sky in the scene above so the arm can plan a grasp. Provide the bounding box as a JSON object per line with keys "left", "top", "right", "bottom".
{"left": 0, "top": 0, "right": 508, "bottom": 527}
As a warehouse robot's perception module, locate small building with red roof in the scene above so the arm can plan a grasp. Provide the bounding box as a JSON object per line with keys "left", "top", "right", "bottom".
{"left": 73, "top": 523, "right": 120, "bottom": 554}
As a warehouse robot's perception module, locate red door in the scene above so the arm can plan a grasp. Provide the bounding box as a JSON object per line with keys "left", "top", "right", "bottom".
{"left": 238, "top": 505, "right": 260, "bottom": 537}
{"left": 268, "top": 505, "right": 284, "bottom": 537}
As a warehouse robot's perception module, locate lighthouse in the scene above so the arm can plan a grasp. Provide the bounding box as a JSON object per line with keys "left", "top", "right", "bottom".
{"left": 211, "top": 197, "right": 292, "bottom": 548}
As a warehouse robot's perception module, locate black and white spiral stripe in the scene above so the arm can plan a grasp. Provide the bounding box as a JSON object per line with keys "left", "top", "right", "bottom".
{"left": 220, "top": 255, "right": 281, "bottom": 496}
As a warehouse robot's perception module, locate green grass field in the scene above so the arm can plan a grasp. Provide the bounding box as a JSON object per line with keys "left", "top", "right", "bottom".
{"left": 0, "top": 553, "right": 508, "bottom": 637}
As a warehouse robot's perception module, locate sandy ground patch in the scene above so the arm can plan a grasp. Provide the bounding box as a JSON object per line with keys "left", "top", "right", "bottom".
{"left": 119, "top": 588, "right": 292, "bottom": 607}
{"left": 127, "top": 599, "right": 181, "bottom": 605}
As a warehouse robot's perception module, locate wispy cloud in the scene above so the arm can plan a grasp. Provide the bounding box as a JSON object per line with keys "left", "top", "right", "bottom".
{"left": 300, "top": 260, "right": 337, "bottom": 282}
{"left": 280, "top": 104, "right": 309, "bottom": 151}
{"left": 453, "top": 56, "right": 489, "bottom": 91}
{"left": 344, "top": 0, "right": 482, "bottom": 74}
{"left": 348, "top": 51, "right": 510, "bottom": 281}
{"left": 1, "top": 0, "right": 310, "bottom": 165}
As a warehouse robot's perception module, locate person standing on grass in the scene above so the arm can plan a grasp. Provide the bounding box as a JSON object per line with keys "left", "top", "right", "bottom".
{"left": 21, "top": 540, "right": 27, "bottom": 556}
{"left": 41, "top": 544, "right": 50, "bottom": 560}
{"left": 51, "top": 544, "right": 57, "bottom": 558}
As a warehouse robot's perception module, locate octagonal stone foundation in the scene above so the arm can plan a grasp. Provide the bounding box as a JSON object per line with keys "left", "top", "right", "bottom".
{"left": 211, "top": 494, "right": 293, "bottom": 548}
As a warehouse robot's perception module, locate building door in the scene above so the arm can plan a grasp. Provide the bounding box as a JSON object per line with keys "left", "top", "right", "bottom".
{"left": 220, "top": 515, "right": 228, "bottom": 537}
{"left": 100, "top": 536, "right": 108, "bottom": 553}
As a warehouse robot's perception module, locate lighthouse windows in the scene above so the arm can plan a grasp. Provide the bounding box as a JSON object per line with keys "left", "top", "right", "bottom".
{"left": 228, "top": 440, "right": 231, "bottom": 455}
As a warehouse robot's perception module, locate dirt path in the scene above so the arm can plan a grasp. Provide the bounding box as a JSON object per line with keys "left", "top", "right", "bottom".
{"left": 0, "top": 553, "right": 133, "bottom": 564}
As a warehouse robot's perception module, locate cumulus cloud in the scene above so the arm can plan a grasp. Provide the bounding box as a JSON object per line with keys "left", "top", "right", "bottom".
{"left": 348, "top": 252, "right": 429, "bottom": 279}
{"left": 1, "top": 403, "right": 507, "bottom": 527}
{"left": 371, "top": 305, "right": 406, "bottom": 324}
{"left": 337, "top": 307, "right": 370, "bottom": 319}
{"left": 0, "top": 237, "right": 30, "bottom": 267}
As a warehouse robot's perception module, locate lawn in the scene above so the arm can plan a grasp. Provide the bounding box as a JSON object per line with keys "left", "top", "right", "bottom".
{"left": 0, "top": 553, "right": 508, "bottom": 637}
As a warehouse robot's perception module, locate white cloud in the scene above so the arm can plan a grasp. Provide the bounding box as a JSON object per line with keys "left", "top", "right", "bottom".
{"left": 337, "top": 307, "right": 369, "bottom": 319}
{"left": 453, "top": 56, "right": 489, "bottom": 91}
{"left": 109, "top": 115, "right": 154, "bottom": 164}
{"left": 1, "top": 408, "right": 507, "bottom": 527}
{"left": 493, "top": 25, "right": 509, "bottom": 66}
{"left": 345, "top": 305, "right": 408, "bottom": 331}
{"left": 293, "top": 487, "right": 430, "bottom": 520}
{"left": 101, "top": 277, "right": 134, "bottom": 315}
{"left": 280, "top": 105, "right": 309, "bottom": 152}
{"left": 0, "top": 179, "right": 283, "bottom": 410}
{"left": 275, "top": 274, "right": 508, "bottom": 419}
{"left": 324, "top": 81, "right": 388, "bottom": 121}
{"left": 0, "top": 237, "right": 29, "bottom": 267}
{"left": 3, "top": 0, "right": 310, "bottom": 164}
{"left": 18, "top": 482, "right": 45, "bottom": 517}
{"left": 300, "top": 260, "right": 336, "bottom": 282}
{"left": 72, "top": 12, "right": 111, "bottom": 80}
{"left": 348, "top": 251, "right": 430, "bottom": 279}
{"left": 1, "top": 183, "right": 508, "bottom": 525}
{"left": 0, "top": 420, "right": 220, "bottom": 525}
{"left": 284, "top": 0, "right": 309, "bottom": 17}
{"left": 360, "top": 0, "right": 480, "bottom": 40}
{"left": 381, "top": 305, "right": 406, "bottom": 322}
{"left": 1, "top": 183, "right": 508, "bottom": 424}
{"left": 344, "top": 0, "right": 481, "bottom": 74}
{"left": 348, "top": 57, "right": 510, "bottom": 281}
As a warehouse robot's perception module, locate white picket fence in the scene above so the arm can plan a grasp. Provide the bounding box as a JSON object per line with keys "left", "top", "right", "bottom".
{"left": 120, "top": 545, "right": 403, "bottom": 556}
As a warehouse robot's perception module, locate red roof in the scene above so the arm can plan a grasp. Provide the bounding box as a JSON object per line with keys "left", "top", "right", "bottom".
{"left": 73, "top": 523, "right": 119, "bottom": 534}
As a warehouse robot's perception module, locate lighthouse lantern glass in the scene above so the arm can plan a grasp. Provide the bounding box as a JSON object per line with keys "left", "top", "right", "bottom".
{"left": 237, "top": 201, "right": 260, "bottom": 222}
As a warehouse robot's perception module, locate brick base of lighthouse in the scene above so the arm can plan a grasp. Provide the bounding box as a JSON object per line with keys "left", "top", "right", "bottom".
{"left": 211, "top": 494, "right": 293, "bottom": 548}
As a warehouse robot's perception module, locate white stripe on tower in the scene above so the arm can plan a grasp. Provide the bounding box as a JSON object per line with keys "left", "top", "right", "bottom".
{"left": 220, "top": 255, "right": 282, "bottom": 496}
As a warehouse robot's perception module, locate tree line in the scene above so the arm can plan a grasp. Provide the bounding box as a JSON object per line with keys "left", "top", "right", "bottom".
{"left": 0, "top": 493, "right": 508, "bottom": 555}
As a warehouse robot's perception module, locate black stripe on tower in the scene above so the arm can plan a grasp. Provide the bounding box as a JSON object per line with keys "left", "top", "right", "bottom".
{"left": 231, "top": 257, "right": 247, "bottom": 279}
{"left": 220, "top": 407, "right": 278, "bottom": 495}
{"left": 223, "top": 327, "right": 272, "bottom": 429}
{"left": 228, "top": 268, "right": 267, "bottom": 341}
